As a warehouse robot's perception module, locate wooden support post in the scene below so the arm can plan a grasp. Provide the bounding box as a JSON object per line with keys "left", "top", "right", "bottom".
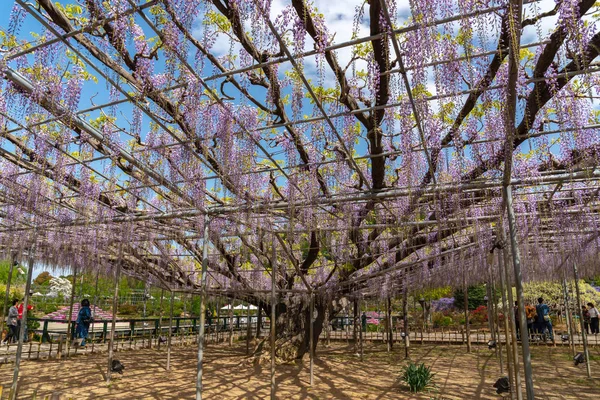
{"left": 490, "top": 267, "right": 504, "bottom": 375}
{"left": 309, "top": 293, "right": 314, "bottom": 386}
{"left": 90, "top": 269, "right": 100, "bottom": 354}
{"left": 359, "top": 299, "right": 363, "bottom": 362}
{"left": 106, "top": 247, "right": 122, "bottom": 383}
{"left": 501, "top": 0, "right": 533, "bottom": 394}
{"left": 167, "top": 291, "right": 174, "bottom": 371}
{"left": 157, "top": 289, "right": 164, "bottom": 350}
{"left": 562, "top": 278, "right": 576, "bottom": 356}
{"left": 246, "top": 302, "right": 252, "bottom": 355}
{"left": 497, "top": 250, "right": 515, "bottom": 400}
{"left": 256, "top": 304, "right": 262, "bottom": 339}
{"left": 65, "top": 266, "right": 78, "bottom": 358}
{"left": 572, "top": 262, "right": 592, "bottom": 378}
{"left": 353, "top": 298, "right": 359, "bottom": 354}
{"left": 228, "top": 298, "right": 235, "bottom": 346}
{"left": 1, "top": 253, "right": 15, "bottom": 343}
{"left": 195, "top": 215, "right": 210, "bottom": 400}
{"left": 386, "top": 297, "right": 393, "bottom": 351}
{"left": 502, "top": 244, "right": 523, "bottom": 400}
{"left": 403, "top": 288, "right": 409, "bottom": 359}
{"left": 216, "top": 297, "right": 221, "bottom": 343}
{"left": 270, "top": 240, "right": 277, "bottom": 400}
{"left": 463, "top": 285, "right": 471, "bottom": 353}
{"left": 10, "top": 243, "right": 35, "bottom": 400}
{"left": 325, "top": 306, "right": 330, "bottom": 347}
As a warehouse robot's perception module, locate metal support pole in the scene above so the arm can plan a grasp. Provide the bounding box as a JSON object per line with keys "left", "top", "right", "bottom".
{"left": 66, "top": 266, "right": 78, "bottom": 358}
{"left": 270, "top": 240, "right": 277, "bottom": 400}
{"left": 309, "top": 292, "right": 314, "bottom": 386}
{"left": 167, "top": 291, "right": 174, "bottom": 371}
{"left": 10, "top": 243, "right": 35, "bottom": 400}
{"left": 572, "top": 262, "right": 592, "bottom": 378}
{"left": 497, "top": 250, "right": 516, "bottom": 400}
{"left": 196, "top": 215, "right": 210, "bottom": 400}
{"left": 106, "top": 245, "right": 123, "bottom": 383}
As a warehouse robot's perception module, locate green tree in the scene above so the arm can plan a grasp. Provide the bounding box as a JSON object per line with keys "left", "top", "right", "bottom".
{"left": 34, "top": 271, "right": 52, "bottom": 286}
{"left": 454, "top": 284, "right": 488, "bottom": 310}
{"left": 0, "top": 260, "right": 27, "bottom": 285}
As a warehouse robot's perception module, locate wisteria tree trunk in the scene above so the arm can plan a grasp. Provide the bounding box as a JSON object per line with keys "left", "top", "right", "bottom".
{"left": 266, "top": 297, "right": 329, "bottom": 361}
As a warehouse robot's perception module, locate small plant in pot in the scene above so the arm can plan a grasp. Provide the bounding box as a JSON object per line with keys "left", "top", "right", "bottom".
{"left": 401, "top": 362, "right": 436, "bottom": 393}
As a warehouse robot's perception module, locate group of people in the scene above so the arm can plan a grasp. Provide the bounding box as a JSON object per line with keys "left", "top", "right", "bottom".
{"left": 3, "top": 298, "right": 93, "bottom": 347}
{"left": 581, "top": 302, "right": 600, "bottom": 335}
{"left": 2, "top": 298, "right": 33, "bottom": 344}
{"left": 515, "top": 297, "right": 600, "bottom": 341}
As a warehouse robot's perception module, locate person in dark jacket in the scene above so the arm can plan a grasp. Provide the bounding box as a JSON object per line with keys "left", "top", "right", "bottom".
{"left": 75, "top": 299, "right": 93, "bottom": 347}
{"left": 535, "top": 297, "right": 553, "bottom": 341}
{"left": 361, "top": 312, "right": 367, "bottom": 332}
{"left": 3, "top": 299, "right": 19, "bottom": 344}
{"left": 581, "top": 305, "right": 591, "bottom": 335}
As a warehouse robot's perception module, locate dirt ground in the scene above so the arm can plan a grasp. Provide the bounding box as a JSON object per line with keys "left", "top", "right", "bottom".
{"left": 0, "top": 339, "right": 599, "bottom": 399}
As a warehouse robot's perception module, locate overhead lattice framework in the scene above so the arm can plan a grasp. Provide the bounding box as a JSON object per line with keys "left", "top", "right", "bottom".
{"left": 0, "top": 0, "right": 600, "bottom": 302}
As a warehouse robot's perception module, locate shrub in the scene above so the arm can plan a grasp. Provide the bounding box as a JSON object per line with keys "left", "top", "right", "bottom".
{"left": 401, "top": 362, "right": 436, "bottom": 393}
{"left": 432, "top": 312, "right": 453, "bottom": 328}
{"left": 470, "top": 305, "right": 489, "bottom": 325}
{"left": 118, "top": 303, "right": 137, "bottom": 315}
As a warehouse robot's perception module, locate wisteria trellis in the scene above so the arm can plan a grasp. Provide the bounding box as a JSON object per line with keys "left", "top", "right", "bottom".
{"left": 1, "top": 0, "right": 600, "bottom": 353}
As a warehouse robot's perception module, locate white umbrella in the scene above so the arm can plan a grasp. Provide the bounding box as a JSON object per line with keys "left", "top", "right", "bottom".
{"left": 220, "top": 304, "right": 233, "bottom": 310}
{"left": 31, "top": 292, "right": 44, "bottom": 297}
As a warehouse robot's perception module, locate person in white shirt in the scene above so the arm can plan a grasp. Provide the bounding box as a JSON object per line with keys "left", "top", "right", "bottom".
{"left": 587, "top": 303, "right": 599, "bottom": 334}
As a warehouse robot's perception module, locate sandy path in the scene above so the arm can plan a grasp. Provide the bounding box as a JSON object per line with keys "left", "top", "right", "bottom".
{"left": 0, "top": 341, "right": 598, "bottom": 399}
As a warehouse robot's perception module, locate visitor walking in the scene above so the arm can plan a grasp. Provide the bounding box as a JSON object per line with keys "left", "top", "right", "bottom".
{"left": 587, "top": 303, "right": 599, "bottom": 334}
{"left": 17, "top": 297, "right": 33, "bottom": 342}
{"left": 75, "top": 299, "right": 93, "bottom": 347}
{"left": 3, "top": 299, "right": 19, "bottom": 344}
{"left": 525, "top": 301, "right": 536, "bottom": 337}
{"left": 361, "top": 312, "right": 367, "bottom": 332}
{"left": 535, "top": 297, "right": 553, "bottom": 341}
{"left": 581, "top": 305, "right": 591, "bottom": 335}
